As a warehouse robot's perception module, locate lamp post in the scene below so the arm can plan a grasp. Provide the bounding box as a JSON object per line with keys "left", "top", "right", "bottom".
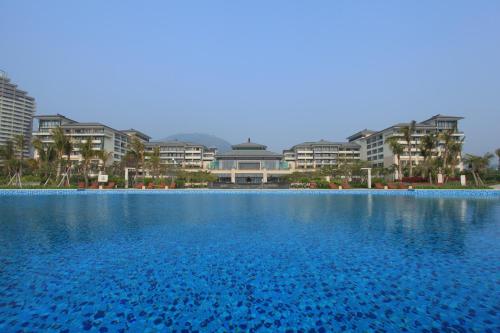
{"left": 361, "top": 167, "right": 372, "bottom": 189}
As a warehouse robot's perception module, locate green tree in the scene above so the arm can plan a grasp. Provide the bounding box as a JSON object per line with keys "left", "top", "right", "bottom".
{"left": 385, "top": 136, "right": 404, "bottom": 181}
{"left": 147, "top": 146, "right": 161, "bottom": 180}
{"left": 96, "top": 150, "right": 113, "bottom": 174}
{"left": 129, "top": 136, "right": 145, "bottom": 183}
{"left": 419, "top": 133, "right": 437, "bottom": 183}
{"left": 401, "top": 120, "right": 416, "bottom": 177}
{"left": 0, "top": 140, "right": 16, "bottom": 180}
{"left": 464, "top": 153, "right": 493, "bottom": 187}
{"left": 52, "top": 127, "right": 71, "bottom": 182}
{"left": 32, "top": 137, "right": 57, "bottom": 185}
{"left": 78, "top": 139, "right": 98, "bottom": 187}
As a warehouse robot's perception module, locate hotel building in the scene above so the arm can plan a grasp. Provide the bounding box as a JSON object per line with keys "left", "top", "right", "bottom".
{"left": 144, "top": 140, "right": 216, "bottom": 169}
{"left": 348, "top": 114, "right": 465, "bottom": 177}
{"left": 283, "top": 140, "right": 361, "bottom": 169}
{"left": 0, "top": 71, "right": 36, "bottom": 158}
{"left": 210, "top": 139, "right": 289, "bottom": 184}
{"left": 32, "top": 114, "right": 138, "bottom": 164}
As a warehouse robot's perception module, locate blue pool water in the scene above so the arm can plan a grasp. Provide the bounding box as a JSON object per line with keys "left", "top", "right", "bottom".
{"left": 0, "top": 192, "right": 499, "bottom": 332}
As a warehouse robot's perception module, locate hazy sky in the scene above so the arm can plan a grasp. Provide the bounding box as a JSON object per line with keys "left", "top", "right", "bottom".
{"left": 1, "top": 1, "right": 499, "bottom": 154}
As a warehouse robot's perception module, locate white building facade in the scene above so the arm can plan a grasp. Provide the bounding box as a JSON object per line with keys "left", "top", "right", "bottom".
{"left": 0, "top": 71, "right": 36, "bottom": 158}
{"left": 145, "top": 141, "right": 216, "bottom": 169}
{"left": 32, "top": 114, "right": 138, "bottom": 164}
{"left": 283, "top": 140, "right": 361, "bottom": 170}
{"left": 348, "top": 114, "right": 465, "bottom": 176}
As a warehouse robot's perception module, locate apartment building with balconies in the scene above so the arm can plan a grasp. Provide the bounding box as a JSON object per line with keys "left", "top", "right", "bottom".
{"left": 283, "top": 140, "right": 361, "bottom": 170}
{"left": 348, "top": 114, "right": 465, "bottom": 177}
{"left": 32, "top": 114, "right": 142, "bottom": 164}
{"left": 145, "top": 140, "right": 216, "bottom": 169}
{"left": 0, "top": 71, "right": 36, "bottom": 158}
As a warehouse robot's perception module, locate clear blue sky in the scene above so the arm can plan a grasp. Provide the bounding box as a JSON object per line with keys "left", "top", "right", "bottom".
{"left": 1, "top": 0, "right": 499, "bottom": 154}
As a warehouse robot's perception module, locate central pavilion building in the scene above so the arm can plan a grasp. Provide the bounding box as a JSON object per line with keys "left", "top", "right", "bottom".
{"left": 209, "top": 139, "right": 289, "bottom": 184}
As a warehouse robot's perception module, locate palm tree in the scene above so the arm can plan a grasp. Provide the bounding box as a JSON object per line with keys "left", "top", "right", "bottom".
{"left": 464, "top": 153, "right": 493, "bottom": 187}
{"left": 419, "top": 133, "right": 437, "bottom": 183}
{"left": 447, "top": 138, "right": 464, "bottom": 178}
{"left": 57, "top": 138, "right": 73, "bottom": 187}
{"left": 78, "top": 139, "right": 98, "bottom": 187}
{"left": 52, "top": 127, "right": 71, "bottom": 182}
{"left": 385, "top": 136, "right": 404, "bottom": 181}
{"left": 147, "top": 146, "right": 161, "bottom": 180}
{"left": 438, "top": 126, "right": 458, "bottom": 177}
{"left": 96, "top": 150, "right": 113, "bottom": 174}
{"left": 32, "top": 137, "right": 57, "bottom": 185}
{"left": 130, "top": 136, "right": 145, "bottom": 183}
{"left": 0, "top": 140, "right": 15, "bottom": 179}
{"left": 5, "top": 134, "right": 27, "bottom": 187}
{"left": 401, "top": 120, "right": 416, "bottom": 177}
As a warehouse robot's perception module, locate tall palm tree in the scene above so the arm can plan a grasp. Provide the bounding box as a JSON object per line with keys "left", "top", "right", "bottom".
{"left": 464, "top": 153, "right": 493, "bottom": 187}
{"left": 130, "top": 136, "right": 145, "bottom": 183}
{"left": 147, "top": 146, "right": 161, "bottom": 180}
{"left": 0, "top": 140, "right": 15, "bottom": 179}
{"left": 419, "top": 133, "right": 437, "bottom": 183}
{"left": 438, "top": 126, "right": 458, "bottom": 176}
{"left": 448, "top": 137, "right": 464, "bottom": 178}
{"left": 78, "top": 139, "right": 98, "bottom": 187}
{"left": 4, "top": 134, "right": 27, "bottom": 187}
{"left": 401, "top": 120, "right": 416, "bottom": 177}
{"left": 96, "top": 150, "right": 113, "bottom": 174}
{"left": 385, "top": 136, "right": 404, "bottom": 181}
{"left": 52, "top": 127, "right": 70, "bottom": 182}
{"left": 32, "top": 138, "right": 57, "bottom": 185}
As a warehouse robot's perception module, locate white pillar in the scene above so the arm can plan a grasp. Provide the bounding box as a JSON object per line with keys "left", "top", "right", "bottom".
{"left": 262, "top": 169, "right": 268, "bottom": 183}
{"left": 437, "top": 173, "right": 443, "bottom": 184}
{"left": 367, "top": 169, "right": 372, "bottom": 189}
{"left": 460, "top": 175, "right": 466, "bottom": 186}
{"left": 125, "top": 168, "right": 129, "bottom": 189}
{"left": 231, "top": 168, "right": 236, "bottom": 183}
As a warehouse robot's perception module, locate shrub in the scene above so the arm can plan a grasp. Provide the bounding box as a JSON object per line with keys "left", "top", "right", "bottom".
{"left": 372, "top": 178, "right": 387, "bottom": 185}
{"left": 402, "top": 176, "right": 426, "bottom": 183}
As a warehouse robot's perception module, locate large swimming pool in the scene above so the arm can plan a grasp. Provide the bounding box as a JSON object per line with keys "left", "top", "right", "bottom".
{"left": 0, "top": 191, "right": 499, "bottom": 332}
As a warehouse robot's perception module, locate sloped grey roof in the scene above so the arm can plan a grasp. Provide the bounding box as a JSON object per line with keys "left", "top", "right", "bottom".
{"left": 347, "top": 129, "right": 376, "bottom": 141}
{"left": 232, "top": 141, "right": 267, "bottom": 150}
{"left": 216, "top": 149, "right": 282, "bottom": 159}
{"left": 147, "top": 140, "right": 208, "bottom": 149}
{"left": 290, "top": 140, "right": 360, "bottom": 150}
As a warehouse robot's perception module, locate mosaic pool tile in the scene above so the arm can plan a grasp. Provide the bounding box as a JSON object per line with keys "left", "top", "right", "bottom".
{"left": 0, "top": 192, "right": 499, "bottom": 332}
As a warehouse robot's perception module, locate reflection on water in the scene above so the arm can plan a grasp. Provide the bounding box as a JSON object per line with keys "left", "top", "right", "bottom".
{"left": 1, "top": 194, "right": 498, "bottom": 256}
{"left": 0, "top": 193, "right": 498, "bottom": 332}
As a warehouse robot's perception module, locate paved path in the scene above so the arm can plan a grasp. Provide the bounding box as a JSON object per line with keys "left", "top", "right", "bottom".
{"left": 490, "top": 184, "right": 500, "bottom": 189}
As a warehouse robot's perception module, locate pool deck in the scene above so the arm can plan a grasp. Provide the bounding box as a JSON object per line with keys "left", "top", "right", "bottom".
{"left": 0, "top": 188, "right": 499, "bottom": 198}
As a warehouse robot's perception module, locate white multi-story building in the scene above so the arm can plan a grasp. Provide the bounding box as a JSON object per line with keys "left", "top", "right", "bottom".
{"left": 145, "top": 141, "right": 216, "bottom": 169}
{"left": 348, "top": 114, "right": 465, "bottom": 176}
{"left": 32, "top": 114, "right": 144, "bottom": 164}
{"left": 0, "top": 71, "right": 36, "bottom": 158}
{"left": 283, "top": 140, "right": 361, "bottom": 170}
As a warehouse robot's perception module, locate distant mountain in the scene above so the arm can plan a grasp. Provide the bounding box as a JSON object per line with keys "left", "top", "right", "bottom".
{"left": 158, "top": 133, "right": 232, "bottom": 152}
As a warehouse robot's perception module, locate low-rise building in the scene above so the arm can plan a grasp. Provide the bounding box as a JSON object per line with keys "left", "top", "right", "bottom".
{"left": 145, "top": 140, "right": 216, "bottom": 169}
{"left": 121, "top": 129, "right": 151, "bottom": 143}
{"left": 210, "top": 139, "right": 289, "bottom": 184}
{"left": 32, "top": 114, "right": 146, "bottom": 164}
{"left": 348, "top": 114, "right": 465, "bottom": 177}
{"left": 283, "top": 140, "right": 361, "bottom": 170}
